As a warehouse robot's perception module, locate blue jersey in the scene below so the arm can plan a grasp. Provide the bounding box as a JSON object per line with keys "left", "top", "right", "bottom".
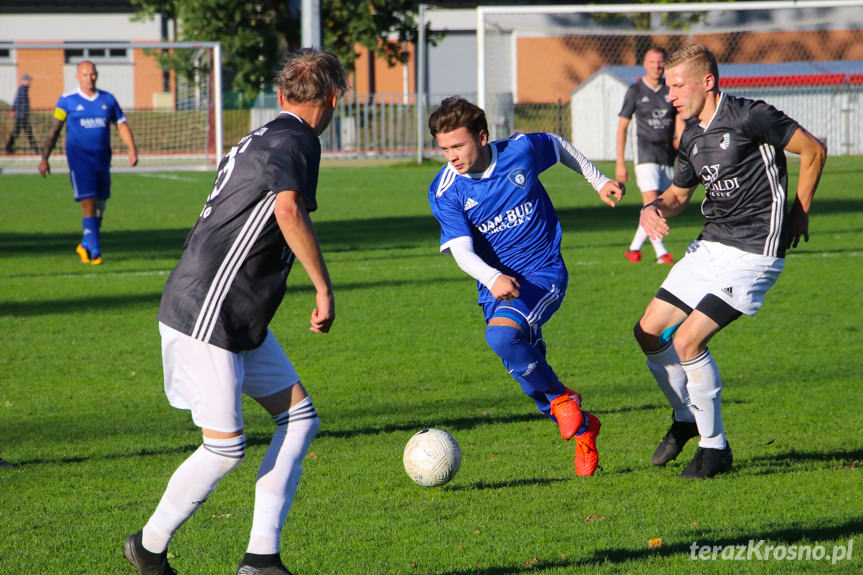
{"left": 429, "top": 132, "right": 565, "bottom": 304}
{"left": 54, "top": 89, "right": 126, "bottom": 171}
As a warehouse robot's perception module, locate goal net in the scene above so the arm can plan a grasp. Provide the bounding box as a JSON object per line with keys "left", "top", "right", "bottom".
{"left": 477, "top": 2, "right": 863, "bottom": 159}
{"left": 0, "top": 41, "right": 223, "bottom": 173}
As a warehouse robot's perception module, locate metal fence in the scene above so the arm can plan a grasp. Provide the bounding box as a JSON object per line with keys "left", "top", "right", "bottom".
{"left": 249, "top": 93, "right": 570, "bottom": 161}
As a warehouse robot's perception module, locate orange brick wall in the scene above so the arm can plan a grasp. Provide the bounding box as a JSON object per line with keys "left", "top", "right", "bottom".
{"left": 132, "top": 47, "right": 174, "bottom": 110}
{"left": 15, "top": 47, "right": 64, "bottom": 110}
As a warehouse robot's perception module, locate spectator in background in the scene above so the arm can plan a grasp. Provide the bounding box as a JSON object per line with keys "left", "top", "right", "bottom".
{"left": 4, "top": 74, "right": 41, "bottom": 155}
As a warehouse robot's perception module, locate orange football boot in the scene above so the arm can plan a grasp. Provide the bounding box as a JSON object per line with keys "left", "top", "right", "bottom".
{"left": 574, "top": 412, "right": 601, "bottom": 476}
{"left": 550, "top": 391, "right": 583, "bottom": 440}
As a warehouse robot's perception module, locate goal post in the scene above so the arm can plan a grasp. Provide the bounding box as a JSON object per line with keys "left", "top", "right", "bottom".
{"left": 0, "top": 41, "right": 222, "bottom": 173}
{"left": 476, "top": 1, "right": 863, "bottom": 157}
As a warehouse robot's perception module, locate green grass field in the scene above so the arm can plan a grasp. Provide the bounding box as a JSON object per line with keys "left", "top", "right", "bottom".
{"left": 0, "top": 158, "right": 861, "bottom": 574}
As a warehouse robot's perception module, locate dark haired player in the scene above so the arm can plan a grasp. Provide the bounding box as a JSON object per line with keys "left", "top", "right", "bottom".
{"left": 427, "top": 96, "right": 625, "bottom": 476}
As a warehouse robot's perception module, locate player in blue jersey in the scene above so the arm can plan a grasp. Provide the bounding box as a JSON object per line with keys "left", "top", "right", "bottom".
{"left": 39, "top": 60, "right": 138, "bottom": 265}
{"left": 427, "top": 97, "right": 625, "bottom": 476}
{"left": 635, "top": 45, "right": 826, "bottom": 479}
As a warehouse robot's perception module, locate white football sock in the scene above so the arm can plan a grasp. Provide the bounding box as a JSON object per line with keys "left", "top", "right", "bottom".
{"left": 646, "top": 342, "right": 695, "bottom": 423}
{"left": 681, "top": 349, "right": 726, "bottom": 449}
{"left": 246, "top": 397, "right": 320, "bottom": 555}
{"left": 650, "top": 236, "right": 668, "bottom": 258}
{"left": 629, "top": 225, "right": 649, "bottom": 252}
{"left": 142, "top": 435, "right": 245, "bottom": 553}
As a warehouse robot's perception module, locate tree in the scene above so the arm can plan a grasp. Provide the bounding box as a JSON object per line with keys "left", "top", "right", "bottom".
{"left": 132, "top": 0, "right": 431, "bottom": 101}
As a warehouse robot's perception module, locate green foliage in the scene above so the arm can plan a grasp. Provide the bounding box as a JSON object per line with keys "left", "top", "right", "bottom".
{"left": 132, "top": 0, "right": 298, "bottom": 101}
{"left": 0, "top": 158, "right": 861, "bottom": 573}
{"left": 132, "top": 0, "right": 430, "bottom": 99}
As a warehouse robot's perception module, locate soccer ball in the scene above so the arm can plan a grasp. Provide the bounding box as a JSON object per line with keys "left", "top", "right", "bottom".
{"left": 403, "top": 428, "right": 461, "bottom": 487}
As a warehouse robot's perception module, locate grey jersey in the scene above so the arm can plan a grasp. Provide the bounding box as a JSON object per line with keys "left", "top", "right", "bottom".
{"left": 674, "top": 93, "right": 799, "bottom": 258}
{"left": 618, "top": 79, "right": 677, "bottom": 166}
{"left": 158, "top": 112, "right": 321, "bottom": 352}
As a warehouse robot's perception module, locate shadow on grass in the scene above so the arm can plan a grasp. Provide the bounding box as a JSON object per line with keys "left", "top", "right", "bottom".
{"left": 445, "top": 477, "right": 569, "bottom": 492}
{"left": 431, "top": 518, "right": 863, "bottom": 574}
{"left": 740, "top": 447, "right": 863, "bottom": 476}
{"left": 0, "top": 292, "right": 162, "bottom": 317}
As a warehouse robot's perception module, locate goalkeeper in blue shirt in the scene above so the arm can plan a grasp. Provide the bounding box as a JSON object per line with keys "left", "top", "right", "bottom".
{"left": 39, "top": 60, "right": 138, "bottom": 265}
{"left": 428, "top": 97, "right": 625, "bottom": 476}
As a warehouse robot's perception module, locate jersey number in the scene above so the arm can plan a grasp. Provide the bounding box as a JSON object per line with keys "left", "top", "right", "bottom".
{"left": 200, "top": 127, "right": 267, "bottom": 219}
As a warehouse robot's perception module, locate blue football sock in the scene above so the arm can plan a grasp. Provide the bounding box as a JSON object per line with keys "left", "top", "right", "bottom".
{"left": 486, "top": 325, "right": 567, "bottom": 418}
{"left": 82, "top": 217, "right": 102, "bottom": 255}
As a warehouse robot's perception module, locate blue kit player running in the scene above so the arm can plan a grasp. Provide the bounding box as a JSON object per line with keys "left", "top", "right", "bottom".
{"left": 40, "top": 60, "right": 138, "bottom": 265}
{"left": 427, "top": 97, "right": 625, "bottom": 476}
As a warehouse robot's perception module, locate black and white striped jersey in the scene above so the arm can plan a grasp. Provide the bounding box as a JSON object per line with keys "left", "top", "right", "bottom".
{"left": 673, "top": 93, "right": 800, "bottom": 258}
{"left": 158, "top": 112, "right": 321, "bottom": 352}
{"left": 618, "top": 79, "right": 677, "bottom": 166}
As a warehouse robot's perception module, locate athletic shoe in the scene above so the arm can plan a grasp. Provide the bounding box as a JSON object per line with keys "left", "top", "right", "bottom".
{"left": 651, "top": 416, "right": 699, "bottom": 466}
{"left": 624, "top": 249, "right": 642, "bottom": 263}
{"left": 237, "top": 564, "right": 293, "bottom": 575}
{"left": 75, "top": 243, "right": 103, "bottom": 265}
{"left": 657, "top": 253, "right": 674, "bottom": 265}
{"left": 679, "top": 443, "right": 733, "bottom": 479}
{"left": 574, "top": 412, "right": 601, "bottom": 476}
{"left": 123, "top": 531, "right": 177, "bottom": 575}
{"left": 550, "top": 391, "right": 583, "bottom": 440}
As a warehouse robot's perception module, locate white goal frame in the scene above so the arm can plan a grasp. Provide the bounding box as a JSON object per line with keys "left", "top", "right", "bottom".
{"left": 0, "top": 41, "right": 222, "bottom": 173}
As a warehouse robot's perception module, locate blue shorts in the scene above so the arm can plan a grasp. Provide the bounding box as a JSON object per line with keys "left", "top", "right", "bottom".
{"left": 480, "top": 265, "right": 568, "bottom": 344}
{"left": 70, "top": 166, "right": 111, "bottom": 202}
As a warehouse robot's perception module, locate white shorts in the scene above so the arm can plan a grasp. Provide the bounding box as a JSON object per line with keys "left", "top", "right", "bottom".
{"left": 159, "top": 322, "right": 301, "bottom": 432}
{"left": 635, "top": 163, "right": 674, "bottom": 194}
{"left": 660, "top": 240, "right": 784, "bottom": 317}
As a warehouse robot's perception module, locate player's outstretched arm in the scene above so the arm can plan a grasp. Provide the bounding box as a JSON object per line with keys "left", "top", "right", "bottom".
{"left": 615, "top": 117, "right": 631, "bottom": 182}
{"left": 639, "top": 184, "right": 695, "bottom": 241}
{"left": 784, "top": 127, "right": 827, "bottom": 248}
{"left": 552, "top": 134, "right": 624, "bottom": 206}
{"left": 275, "top": 190, "right": 335, "bottom": 333}
{"left": 38, "top": 118, "right": 64, "bottom": 177}
{"left": 447, "top": 235, "right": 521, "bottom": 300}
{"left": 117, "top": 122, "right": 138, "bottom": 167}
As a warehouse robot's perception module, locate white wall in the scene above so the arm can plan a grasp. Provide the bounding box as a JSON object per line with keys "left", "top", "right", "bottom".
{"left": 0, "top": 14, "right": 161, "bottom": 42}
{"left": 570, "top": 71, "right": 629, "bottom": 162}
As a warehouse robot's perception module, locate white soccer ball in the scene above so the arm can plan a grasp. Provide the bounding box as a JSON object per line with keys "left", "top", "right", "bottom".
{"left": 403, "top": 428, "right": 462, "bottom": 487}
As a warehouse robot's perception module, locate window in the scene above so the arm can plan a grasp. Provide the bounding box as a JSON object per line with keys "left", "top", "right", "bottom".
{"left": 64, "top": 44, "right": 129, "bottom": 63}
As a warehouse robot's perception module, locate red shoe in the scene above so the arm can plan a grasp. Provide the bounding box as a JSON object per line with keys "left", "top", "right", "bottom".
{"left": 657, "top": 253, "right": 674, "bottom": 265}
{"left": 624, "top": 249, "right": 642, "bottom": 263}
{"left": 574, "top": 413, "right": 601, "bottom": 476}
{"left": 550, "top": 391, "right": 583, "bottom": 440}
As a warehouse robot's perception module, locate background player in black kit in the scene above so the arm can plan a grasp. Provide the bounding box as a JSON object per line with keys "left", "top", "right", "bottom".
{"left": 123, "top": 48, "right": 347, "bottom": 575}
{"left": 634, "top": 45, "right": 826, "bottom": 479}
{"left": 616, "top": 46, "right": 684, "bottom": 265}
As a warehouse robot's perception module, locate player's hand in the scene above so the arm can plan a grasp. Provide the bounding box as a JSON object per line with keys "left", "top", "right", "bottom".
{"left": 490, "top": 275, "right": 520, "bottom": 301}
{"left": 599, "top": 180, "right": 625, "bottom": 207}
{"left": 615, "top": 163, "right": 629, "bottom": 183}
{"left": 640, "top": 201, "right": 669, "bottom": 240}
{"left": 129, "top": 151, "right": 138, "bottom": 168}
{"left": 786, "top": 200, "right": 810, "bottom": 249}
{"left": 38, "top": 158, "right": 50, "bottom": 178}
{"left": 310, "top": 290, "right": 335, "bottom": 333}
